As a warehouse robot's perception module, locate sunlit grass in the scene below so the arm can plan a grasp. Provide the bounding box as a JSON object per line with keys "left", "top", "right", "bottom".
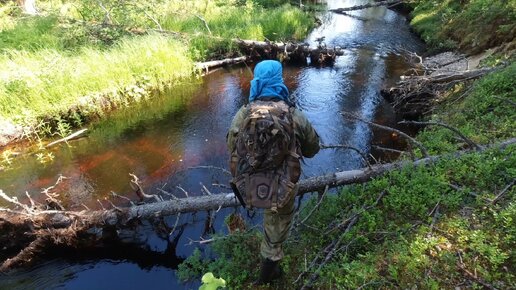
{"left": 0, "top": 34, "right": 193, "bottom": 120}
{"left": 0, "top": 0, "right": 314, "bottom": 132}
{"left": 410, "top": 0, "right": 515, "bottom": 52}
{"left": 160, "top": 3, "right": 314, "bottom": 60}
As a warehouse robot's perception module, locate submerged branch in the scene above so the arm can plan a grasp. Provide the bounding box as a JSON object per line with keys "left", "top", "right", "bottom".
{"left": 46, "top": 129, "right": 88, "bottom": 148}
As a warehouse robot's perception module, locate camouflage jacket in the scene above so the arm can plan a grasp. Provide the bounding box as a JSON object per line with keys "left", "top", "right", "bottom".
{"left": 227, "top": 102, "right": 320, "bottom": 159}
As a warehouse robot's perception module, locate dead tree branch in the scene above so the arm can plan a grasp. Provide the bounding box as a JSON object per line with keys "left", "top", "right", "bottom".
{"left": 187, "top": 165, "right": 232, "bottom": 176}
{"left": 382, "top": 67, "right": 497, "bottom": 118}
{"left": 320, "top": 144, "right": 373, "bottom": 168}
{"left": 196, "top": 56, "right": 249, "bottom": 71}
{"left": 194, "top": 14, "right": 212, "bottom": 35}
{"left": 343, "top": 112, "right": 429, "bottom": 157}
{"left": 143, "top": 10, "right": 162, "bottom": 30}
{"left": 46, "top": 129, "right": 88, "bottom": 148}
{"left": 371, "top": 144, "right": 408, "bottom": 155}
{"left": 398, "top": 120, "right": 482, "bottom": 150}
{"left": 492, "top": 95, "right": 516, "bottom": 107}
{"left": 297, "top": 185, "right": 329, "bottom": 227}
{"left": 129, "top": 173, "right": 161, "bottom": 202}
{"left": 489, "top": 179, "right": 515, "bottom": 205}
{"left": 299, "top": 190, "right": 387, "bottom": 289}
{"left": 457, "top": 259, "right": 497, "bottom": 290}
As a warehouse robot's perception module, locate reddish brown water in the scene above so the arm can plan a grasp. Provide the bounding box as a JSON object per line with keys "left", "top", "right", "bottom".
{"left": 0, "top": 1, "right": 424, "bottom": 288}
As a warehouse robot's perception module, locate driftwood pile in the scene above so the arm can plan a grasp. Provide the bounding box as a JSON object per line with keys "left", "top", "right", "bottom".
{"left": 196, "top": 39, "right": 344, "bottom": 71}
{"left": 381, "top": 52, "right": 497, "bottom": 119}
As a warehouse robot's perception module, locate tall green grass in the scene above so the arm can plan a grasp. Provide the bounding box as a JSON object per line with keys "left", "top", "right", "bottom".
{"left": 0, "top": 34, "right": 193, "bottom": 121}
{"left": 0, "top": 0, "right": 314, "bottom": 133}
{"left": 160, "top": 3, "right": 315, "bottom": 60}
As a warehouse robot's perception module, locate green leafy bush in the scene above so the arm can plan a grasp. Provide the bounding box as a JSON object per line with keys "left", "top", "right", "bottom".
{"left": 178, "top": 230, "right": 262, "bottom": 286}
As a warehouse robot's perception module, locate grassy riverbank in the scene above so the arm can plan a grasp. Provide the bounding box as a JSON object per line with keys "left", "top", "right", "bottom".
{"left": 177, "top": 1, "right": 516, "bottom": 289}
{"left": 409, "top": 0, "right": 515, "bottom": 53}
{"left": 0, "top": 0, "right": 315, "bottom": 140}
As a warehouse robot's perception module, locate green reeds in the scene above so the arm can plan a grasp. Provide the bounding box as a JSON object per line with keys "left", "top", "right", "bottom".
{"left": 0, "top": 34, "right": 193, "bottom": 122}
{"left": 0, "top": 0, "right": 314, "bottom": 135}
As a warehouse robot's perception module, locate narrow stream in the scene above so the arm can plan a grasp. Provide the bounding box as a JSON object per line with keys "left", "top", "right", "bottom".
{"left": 0, "top": 1, "right": 424, "bottom": 289}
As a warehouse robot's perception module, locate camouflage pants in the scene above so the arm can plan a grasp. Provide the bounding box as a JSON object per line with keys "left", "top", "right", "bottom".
{"left": 260, "top": 191, "right": 296, "bottom": 261}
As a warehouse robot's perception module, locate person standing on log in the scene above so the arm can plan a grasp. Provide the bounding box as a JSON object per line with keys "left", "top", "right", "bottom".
{"left": 227, "top": 60, "right": 320, "bottom": 285}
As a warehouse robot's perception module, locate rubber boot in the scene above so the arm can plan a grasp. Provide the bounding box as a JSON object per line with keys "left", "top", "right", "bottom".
{"left": 253, "top": 258, "right": 283, "bottom": 285}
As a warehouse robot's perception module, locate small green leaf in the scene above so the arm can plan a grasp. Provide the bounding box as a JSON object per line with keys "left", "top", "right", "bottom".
{"left": 199, "top": 272, "right": 226, "bottom": 290}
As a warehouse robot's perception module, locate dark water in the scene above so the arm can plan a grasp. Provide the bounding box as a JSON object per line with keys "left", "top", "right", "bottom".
{"left": 0, "top": 1, "right": 424, "bottom": 289}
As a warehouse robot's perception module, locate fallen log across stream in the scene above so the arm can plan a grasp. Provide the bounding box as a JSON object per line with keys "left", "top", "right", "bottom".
{"left": 1, "top": 138, "right": 514, "bottom": 271}
{"left": 195, "top": 39, "right": 344, "bottom": 70}
{"left": 329, "top": 0, "right": 404, "bottom": 14}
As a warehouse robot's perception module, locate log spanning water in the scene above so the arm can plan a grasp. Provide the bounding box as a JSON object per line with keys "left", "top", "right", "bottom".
{"left": 109, "top": 137, "right": 515, "bottom": 217}
{"left": 1, "top": 138, "right": 514, "bottom": 271}
{"left": 196, "top": 39, "right": 345, "bottom": 70}
{"left": 329, "top": 0, "right": 403, "bottom": 14}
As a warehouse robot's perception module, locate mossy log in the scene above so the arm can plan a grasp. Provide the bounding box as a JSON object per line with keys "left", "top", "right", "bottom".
{"left": 1, "top": 138, "right": 514, "bottom": 271}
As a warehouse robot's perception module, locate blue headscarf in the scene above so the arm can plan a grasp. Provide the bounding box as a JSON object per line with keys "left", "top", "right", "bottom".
{"left": 249, "top": 60, "right": 290, "bottom": 104}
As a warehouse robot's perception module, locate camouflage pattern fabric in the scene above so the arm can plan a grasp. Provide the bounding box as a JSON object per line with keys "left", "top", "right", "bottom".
{"left": 260, "top": 185, "right": 296, "bottom": 261}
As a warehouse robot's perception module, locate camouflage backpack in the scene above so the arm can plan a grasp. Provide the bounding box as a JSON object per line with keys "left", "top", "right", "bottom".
{"left": 230, "top": 100, "right": 301, "bottom": 212}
